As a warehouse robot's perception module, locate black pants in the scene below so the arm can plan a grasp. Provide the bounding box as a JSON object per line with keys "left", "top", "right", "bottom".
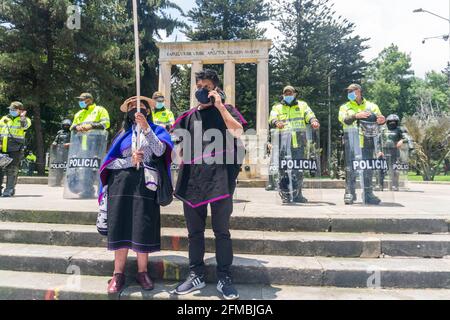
{"left": 0, "top": 151, "right": 23, "bottom": 194}
{"left": 183, "top": 197, "right": 233, "bottom": 280}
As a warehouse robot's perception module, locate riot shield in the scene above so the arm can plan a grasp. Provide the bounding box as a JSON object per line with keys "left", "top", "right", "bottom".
{"left": 343, "top": 125, "right": 395, "bottom": 205}
{"left": 63, "top": 130, "right": 108, "bottom": 199}
{"left": 381, "top": 141, "right": 410, "bottom": 192}
{"left": 271, "top": 127, "right": 322, "bottom": 205}
{"left": 48, "top": 144, "right": 69, "bottom": 187}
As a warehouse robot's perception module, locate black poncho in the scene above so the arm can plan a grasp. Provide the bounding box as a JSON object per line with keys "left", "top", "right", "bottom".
{"left": 172, "top": 105, "right": 247, "bottom": 208}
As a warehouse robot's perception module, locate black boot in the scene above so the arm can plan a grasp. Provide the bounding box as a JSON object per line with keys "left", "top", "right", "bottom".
{"left": 2, "top": 172, "right": 17, "bottom": 198}
{"left": 363, "top": 192, "right": 381, "bottom": 205}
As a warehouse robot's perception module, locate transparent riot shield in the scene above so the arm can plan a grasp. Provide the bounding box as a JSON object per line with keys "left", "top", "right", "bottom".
{"left": 271, "top": 127, "right": 322, "bottom": 205}
{"left": 343, "top": 125, "right": 395, "bottom": 205}
{"left": 48, "top": 144, "right": 69, "bottom": 187}
{"left": 63, "top": 130, "right": 108, "bottom": 199}
{"left": 381, "top": 141, "right": 410, "bottom": 192}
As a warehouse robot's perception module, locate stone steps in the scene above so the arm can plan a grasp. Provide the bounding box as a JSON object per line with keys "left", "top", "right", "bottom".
{"left": 0, "top": 222, "right": 450, "bottom": 258}
{"left": 2, "top": 270, "right": 450, "bottom": 300}
{"left": 2, "top": 209, "right": 449, "bottom": 234}
{"left": 1, "top": 243, "right": 450, "bottom": 289}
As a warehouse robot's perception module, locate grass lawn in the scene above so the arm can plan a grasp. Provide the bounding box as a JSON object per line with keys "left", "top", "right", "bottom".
{"left": 407, "top": 173, "right": 450, "bottom": 182}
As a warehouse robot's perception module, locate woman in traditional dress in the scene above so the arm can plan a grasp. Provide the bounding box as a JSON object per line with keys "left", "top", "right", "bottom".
{"left": 98, "top": 96, "right": 173, "bottom": 294}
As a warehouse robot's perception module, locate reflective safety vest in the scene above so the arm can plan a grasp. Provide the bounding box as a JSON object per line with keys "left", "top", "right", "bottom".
{"left": 338, "top": 99, "right": 381, "bottom": 130}
{"left": 71, "top": 104, "right": 110, "bottom": 130}
{"left": 338, "top": 99, "right": 382, "bottom": 147}
{"left": 71, "top": 104, "right": 110, "bottom": 151}
{"left": 269, "top": 101, "right": 317, "bottom": 148}
{"left": 0, "top": 115, "right": 32, "bottom": 153}
{"left": 152, "top": 108, "right": 175, "bottom": 129}
{"left": 26, "top": 153, "right": 37, "bottom": 162}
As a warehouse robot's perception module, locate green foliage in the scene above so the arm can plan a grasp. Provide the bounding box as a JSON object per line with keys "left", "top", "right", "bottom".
{"left": 364, "top": 44, "right": 414, "bottom": 117}
{"left": 403, "top": 106, "right": 450, "bottom": 181}
{"left": 185, "top": 0, "right": 269, "bottom": 41}
{"left": 271, "top": 0, "right": 369, "bottom": 171}
{"left": 0, "top": 0, "right": 183, "bottom": 173}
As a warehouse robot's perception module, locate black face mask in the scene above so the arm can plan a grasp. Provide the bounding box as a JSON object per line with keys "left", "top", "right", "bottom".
{"left": 62, "top": 125, "right": 71, "bottom": 131}
{"left": 127, "top": 108, "right": 148, "bottom": 122}
{"left": 387, "top": 122, "right": 398, "bottom": 130}
{"left": 195, "top": 87, "right": 212, "bottom": 104}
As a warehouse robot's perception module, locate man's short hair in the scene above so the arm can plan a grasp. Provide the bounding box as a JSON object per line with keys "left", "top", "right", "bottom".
{"left": 195, "top": 69, "right": 220, "bottom": 87}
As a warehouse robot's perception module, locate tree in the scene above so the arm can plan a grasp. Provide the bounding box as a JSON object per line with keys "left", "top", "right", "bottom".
{"left": 403, "top": 105, "right": 450, "bottom": 181}
{"left": 271, "top": 0, "right": 369, "bottom": 171}
{"left": 185, "top": 0, "right": 269, "bottom": 41}
{"left": 408, "top": 71, "right": 450, "bottom": 113}
{"left": 0, "top": 0, "right": 183, "bottom": 174}
{"left": 364, "top": 45, "right": 414, "bottom": 117}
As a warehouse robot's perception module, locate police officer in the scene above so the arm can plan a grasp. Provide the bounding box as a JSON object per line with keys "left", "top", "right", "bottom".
{"left": 68, "top": 93, "right": 110, "bottom": 198}
{"left": 72, "top": 93, "right": 110, "bottom": 132}
{"left": 53, "top": 119, "right": 72, "bottom": 147}
{"left": 0, "top": 101, "right": 32, "bottom": 197}
{"left": 376, "top": 114, "right": 413, "bottom": 191}
{"left": 339, "top": 84, "right": 386, "bottom": 205}
{"left": 50, "top": 119, "right": 72, "bottom": 186}
{"left": 269, "top": 86, "right": 320, "bottom": 203}
{"left": 151, "top": 91, "right": 175, "bottom": 131}
{"left": 25, "top": 151, "right": 37, "bottom": 176}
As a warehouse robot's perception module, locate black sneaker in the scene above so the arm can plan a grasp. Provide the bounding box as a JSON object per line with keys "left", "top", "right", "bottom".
{"left": 171, "top": 272, "right": 206, "bottom": 295}
{"left": 217, "top": 277, "right": 240, "bottom": 300}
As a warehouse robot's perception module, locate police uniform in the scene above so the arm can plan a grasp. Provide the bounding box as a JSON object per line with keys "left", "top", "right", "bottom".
{"left": 0, "top": 102, "right": 32, "bottom": 196}
{"left": 152, "top": 109, "right": 175, "bottom": 130}
{"left": 25, "top": 152, "right": 36, "bottom": 176}
{"left": 269, "top": 97, "right": 318, "bottom": 203}
{"left": 68, "top": 98, "right": 110, "bottom": 198}
{"left": 377, "top": 115, "right": 412, "bottom": 191}
{"left": 339, "top": 98, "right": 382, "bottom": 204}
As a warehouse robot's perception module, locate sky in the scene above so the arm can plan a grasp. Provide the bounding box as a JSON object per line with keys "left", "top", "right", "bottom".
{"left": 163, "top": 0, "right": 450, "bottom": 78}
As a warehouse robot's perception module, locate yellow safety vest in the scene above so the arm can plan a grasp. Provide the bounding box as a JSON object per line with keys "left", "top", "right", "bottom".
{"left": 338, "top": 99, "right": 381, "bottom": 130}
{"left": 71, "top": 104, "right": 110, "bottom": 130}
{"left": 26, "top": 153, "right": 37, "bottom": 162}
{"left": 339, "top": 99, "right": 382, "bottom": 146}
{"left": 152, "top": 109, "right": 175, "bottom": 128}
{"left": 269, "top": 101, "right": 316, "bottom": 148}
{"left": 71, "top": 104, "right": 110, "bottom": 151}
{"left": 0, "top": 115, "right": 32, "bottom": 153}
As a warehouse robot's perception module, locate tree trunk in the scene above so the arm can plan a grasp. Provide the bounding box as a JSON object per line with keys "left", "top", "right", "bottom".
{"left": 32, "top": 104, "right": 46, "bottom": 176}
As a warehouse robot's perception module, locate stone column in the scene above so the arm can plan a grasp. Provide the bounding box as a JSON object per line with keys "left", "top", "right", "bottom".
{"left": 256, "top": 58, "right": 269, "bottom": 135}
{"left": 223, "top": 60, "right": 236, "bottom": 106}
{"left": 158, "top": 61, "right": 172, "bottom": 109}
{"left": 190, "top": 60, "right": 203, "bottom": 108}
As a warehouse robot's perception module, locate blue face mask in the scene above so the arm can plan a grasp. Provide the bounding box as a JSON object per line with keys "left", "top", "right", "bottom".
{"left": 9, "top": 110, "right": 19, "bottom": 117}
{"left": 156, "top": 102, "right": 165, "bottom": 110}
{"left": 79, "top": 101, "right": 87, "bottom": 109}
{"left": 348, "top": 91, "right": 357, "bottom": 101}
{"left": 284, "top": 96, "right": 295, "bottom": 105}
{"left": 195, "top": 88, "right": 211, "bottom": 105}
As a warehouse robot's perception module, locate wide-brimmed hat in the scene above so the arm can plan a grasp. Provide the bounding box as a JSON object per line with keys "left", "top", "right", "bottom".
{"left": 120, "top": 96, "right": 155, "bottom": 112}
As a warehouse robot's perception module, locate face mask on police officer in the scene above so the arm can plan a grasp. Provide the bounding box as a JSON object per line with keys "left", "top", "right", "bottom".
{"left": 284, "top": 96, "right": 296, "bottom": 105}
{"left": 9, "top": 109, "right": 19, "bottom": 118}
{"left": 348, "top": 91, "right": 357, "bottom": 102}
